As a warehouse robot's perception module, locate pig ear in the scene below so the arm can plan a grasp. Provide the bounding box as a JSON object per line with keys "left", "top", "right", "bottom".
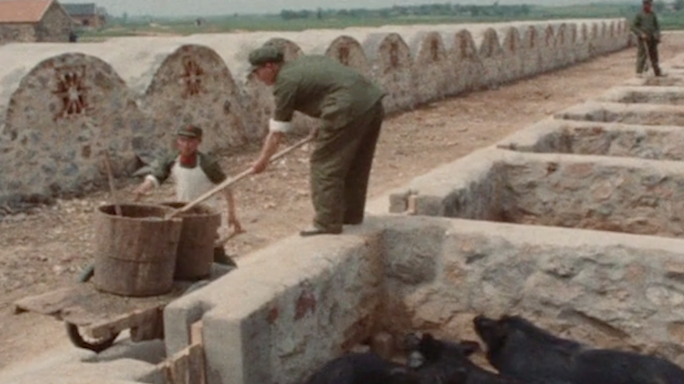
{"left": 446, "top": 367, "right": 468, "bottom": 384}
{"left": 459, "top": 340, "right": 481, "bottom": 356}
{"left": 422, "top": 333, "right": 435, "bottom": 342}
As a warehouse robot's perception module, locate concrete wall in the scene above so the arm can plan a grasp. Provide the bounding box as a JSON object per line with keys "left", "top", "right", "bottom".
{"left": 0, "top": 18, "right": 630, "bottom": 208}
{"left": 163, "top": 234, "right": 385, "bottom": 384}
{"left": 160, "top": 215, "right": 684, "bottom": 384}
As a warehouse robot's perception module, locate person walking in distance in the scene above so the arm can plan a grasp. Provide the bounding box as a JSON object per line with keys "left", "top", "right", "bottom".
{"left": 247, "top": 45, "right": 386, "bottom": 237}
{"left": 631, "top": 0, "right": 664, "bottom": 77}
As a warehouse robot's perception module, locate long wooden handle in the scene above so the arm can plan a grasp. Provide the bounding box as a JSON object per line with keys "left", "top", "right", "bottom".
{"left": 164, "top": 136, "right": 313, "bottom": 219}
{"left": 103, "top": 150, "right": 123, "bottom": 216}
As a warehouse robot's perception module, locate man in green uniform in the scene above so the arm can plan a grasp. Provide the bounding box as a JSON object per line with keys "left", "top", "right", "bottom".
{"left": 247, "top": 45, "right": 386, "bottom": 237}
{"left": 631, "top": 0, "right": 663, "bottom": 77}
{"left": 133, "top": 124, "right": 243, "bottom": 265}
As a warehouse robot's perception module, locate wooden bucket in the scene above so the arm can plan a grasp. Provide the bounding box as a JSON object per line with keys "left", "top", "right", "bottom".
{"left": 160, "top": 201, "right": 222, "bottom": 281}
{"left": 93, "top": 203, "right": 183, "bottom": 297}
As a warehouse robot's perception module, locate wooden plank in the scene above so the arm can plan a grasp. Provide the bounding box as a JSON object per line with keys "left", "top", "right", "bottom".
{"left": 190, "top": 321, "right": 203, "bottom": 345}
{"left": 13, "top": 281, "right": 190, "bottom": 328}
{"left": 187, "top": 343, "right": 206, "bottom": 384}
{"left": 160, "top": 362, "right": 174, "bottom": 384}
{"left": 13, "top": 287, "right": 80, "bottom": 317}
{"left": 87, "top": 306, "right": 162, "bottom": 339}
{"left": 130, "top": 307, "right": 165, "bottom": 342}
{"left": 171, "top": 350, "right": 190, "bottom": 384}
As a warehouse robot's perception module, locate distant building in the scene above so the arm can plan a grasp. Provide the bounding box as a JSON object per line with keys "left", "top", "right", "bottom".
{"left": 0, "top": 0, "right": 74, "bottom": 44}
{"left": 62, "top": 3, "right": 105, "bottom": 28}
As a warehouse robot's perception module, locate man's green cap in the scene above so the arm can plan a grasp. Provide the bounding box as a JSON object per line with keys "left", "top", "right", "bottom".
{"left": 177, "top": 124, "right": 202, "bottom": 139}
{"left": 247, "top": 45, "right": 284, "bottom": 74}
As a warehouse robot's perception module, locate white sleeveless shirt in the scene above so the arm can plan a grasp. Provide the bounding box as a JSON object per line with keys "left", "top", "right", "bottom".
{"left": 167, "top": 155, "right": 220, "bottom": 210}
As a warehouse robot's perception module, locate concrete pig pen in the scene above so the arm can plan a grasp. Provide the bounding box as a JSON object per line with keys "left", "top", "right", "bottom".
{"left": 497, "top": 119, "right": 684, "bottom": 161}
{"left": 159, "top": 214, "right": 684, "bottom": 384}
{"left": 597, "top": 86, "right": 684, "bottom": 105}
{"left": 388, "top": 148, "right": 684, "bottom": 237}
{"left": 555, "top": 101, "right": 684, "bottom": 127}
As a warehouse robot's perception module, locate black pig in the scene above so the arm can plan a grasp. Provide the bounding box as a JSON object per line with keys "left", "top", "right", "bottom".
{"left": 303, "top": 351, "right": 465, "bottom": 384}
{"left": 473, "top": 314, "right": 684, "bottom": 384}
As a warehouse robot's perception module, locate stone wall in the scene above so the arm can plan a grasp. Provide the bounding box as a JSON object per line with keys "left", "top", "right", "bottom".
{"left": 388, "top": 147, "right": 684, "bottom": 239}
{"left": 596, "top": 85, "right": 684, "bottom": 105}
{"left": 0, "top": 24, "right": 36, "bottom": 44}
{"left": 163, "top": 235, "right": 385, "bottom": 384}
{"left": 375, "top": 217, "right": 684, "bottom": 366}
{"left": 0, "top": 18, "right": 630, "bottom": 208}
{"left": 497, "top": 118, "right": 684, "bottom": 161}
{"left": 555, "top": 101, "right": 684, "bottom": 126}
{"left": 141, "top": 44, "right": 250, "bottom": 154}
{"left": 35, "top": 1, "right": 73, "bottom": 43}
{"left": 0, "top": 53, "right": 150, "bottom": 205}
{"left": 159, "top": 215, "right": 684, "bottom": 384}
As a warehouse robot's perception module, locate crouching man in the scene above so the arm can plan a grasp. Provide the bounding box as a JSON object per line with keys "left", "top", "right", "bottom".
{"left": 133, "top": 124, "right": 243, "bottom": 266}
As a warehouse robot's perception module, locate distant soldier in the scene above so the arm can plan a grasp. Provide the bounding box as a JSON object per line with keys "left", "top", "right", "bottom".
{"left": 631, "top": 0, "right": 664, "bottom": 77}
{"left": 246, "top": 45, "right": 386, "bottom": 237}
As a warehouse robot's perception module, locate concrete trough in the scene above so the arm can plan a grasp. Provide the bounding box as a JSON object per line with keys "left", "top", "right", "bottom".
{"left": 554, "top": 101, "right": 684, "bottom": 126}
{"left": 388, "top": 148, "right": 684, "bottom": 239}
{"left": 497, "top": 119, "right": 684, "bottom": 161}
{"left": 160, "top": 213, "right": 684, "bottom": 384}
{"left": 623, "top": 76, "right": 684, "bottom": 87}
{"left": 596, "top": 86, "right": 684, "bottom": 105}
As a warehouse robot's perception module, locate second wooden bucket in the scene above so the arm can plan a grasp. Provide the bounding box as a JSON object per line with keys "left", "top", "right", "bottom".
{"left": 160, "top": 201, "right": 222, "bottom": 281}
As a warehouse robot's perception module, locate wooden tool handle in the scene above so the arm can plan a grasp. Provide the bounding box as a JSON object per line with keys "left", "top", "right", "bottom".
{"left": 103, "top": 150, "right": 123, "bottom": 216}
{"left": 164, "top": 136, "right": 313, "bottom": 219}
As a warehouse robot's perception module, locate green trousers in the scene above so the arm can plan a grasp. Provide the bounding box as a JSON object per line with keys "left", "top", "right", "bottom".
{"left": 309, "top": 101, "right": 385, "bottom": 232}
{"left": 636, "top": 37, "right": 661, "bottom": 76}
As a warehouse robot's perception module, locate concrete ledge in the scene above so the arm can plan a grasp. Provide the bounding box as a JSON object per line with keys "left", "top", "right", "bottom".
{"left": 496, "top": 118, "right": 684, "bottom": 161}
{"left": 554, "top": 101, "right": 684, "bottom": 126}
{"left": 596, "top": 86, "right": 684, "bottom": 105}
{"left": 164, "top": 233, "right": 385, "bottom": 384}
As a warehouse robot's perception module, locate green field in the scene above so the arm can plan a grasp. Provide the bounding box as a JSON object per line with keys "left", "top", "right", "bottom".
{"left": 78, "top": 2, "right": 684, "bottom": 40}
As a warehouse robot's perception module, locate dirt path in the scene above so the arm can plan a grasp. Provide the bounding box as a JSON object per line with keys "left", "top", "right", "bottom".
{"left": 2, "top": 33, "right": 683, "bottom": 372}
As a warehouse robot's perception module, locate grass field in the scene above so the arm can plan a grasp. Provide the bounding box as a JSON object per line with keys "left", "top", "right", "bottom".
{"left": 78, "top": 2, "right": 684, "bottom": 39}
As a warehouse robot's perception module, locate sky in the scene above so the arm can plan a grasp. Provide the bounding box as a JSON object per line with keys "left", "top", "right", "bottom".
{"left": 73, "top": 0, "right": 633, "bottom": 17}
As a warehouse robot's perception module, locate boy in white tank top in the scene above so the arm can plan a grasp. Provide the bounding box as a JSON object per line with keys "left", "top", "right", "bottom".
{"left": 133, "top": 124, "right": 243, "bottom": 266}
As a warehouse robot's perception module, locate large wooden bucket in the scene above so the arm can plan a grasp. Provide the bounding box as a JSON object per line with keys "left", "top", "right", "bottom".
{"left": 161, "top": 201, "right": 222, "bottom": 281}
{"left": 93, "top": 204, "right": 183, "bottom": 297}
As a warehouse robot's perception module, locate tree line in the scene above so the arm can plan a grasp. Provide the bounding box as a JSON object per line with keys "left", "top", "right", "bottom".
{"left": 279, "top": 3, "right": 533, "bottom": 20}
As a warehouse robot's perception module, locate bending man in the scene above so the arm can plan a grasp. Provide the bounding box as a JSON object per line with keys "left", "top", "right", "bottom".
{"left": 248, "top": 45, "right": 386, "bottom": 237}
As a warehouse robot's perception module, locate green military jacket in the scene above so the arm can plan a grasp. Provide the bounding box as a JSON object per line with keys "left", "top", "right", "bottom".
{"left": 631, "top": 11, "right": 660, "bottom": 39}
{"left": 148, "top": 151, "right": 227, "bottom": 185}
{"left": 272, "top": 55, "right": 386, "bottom": 129}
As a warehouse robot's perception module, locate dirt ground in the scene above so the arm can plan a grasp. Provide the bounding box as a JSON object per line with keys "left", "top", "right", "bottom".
{"left": 1, "top": 33, "right": 684, "bottom": 372}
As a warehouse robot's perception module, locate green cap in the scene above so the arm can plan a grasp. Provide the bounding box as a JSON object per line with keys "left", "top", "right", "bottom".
{"left": 177, "top": 124, "right": 202, "bottom": 139}
{"left": 247, "top": 45, "right": 284, "bottom": 74}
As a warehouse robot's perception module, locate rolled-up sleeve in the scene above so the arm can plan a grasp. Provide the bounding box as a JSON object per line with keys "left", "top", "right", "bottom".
{"left": 271, "top": 77, "right": 297, "bottom": 132}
